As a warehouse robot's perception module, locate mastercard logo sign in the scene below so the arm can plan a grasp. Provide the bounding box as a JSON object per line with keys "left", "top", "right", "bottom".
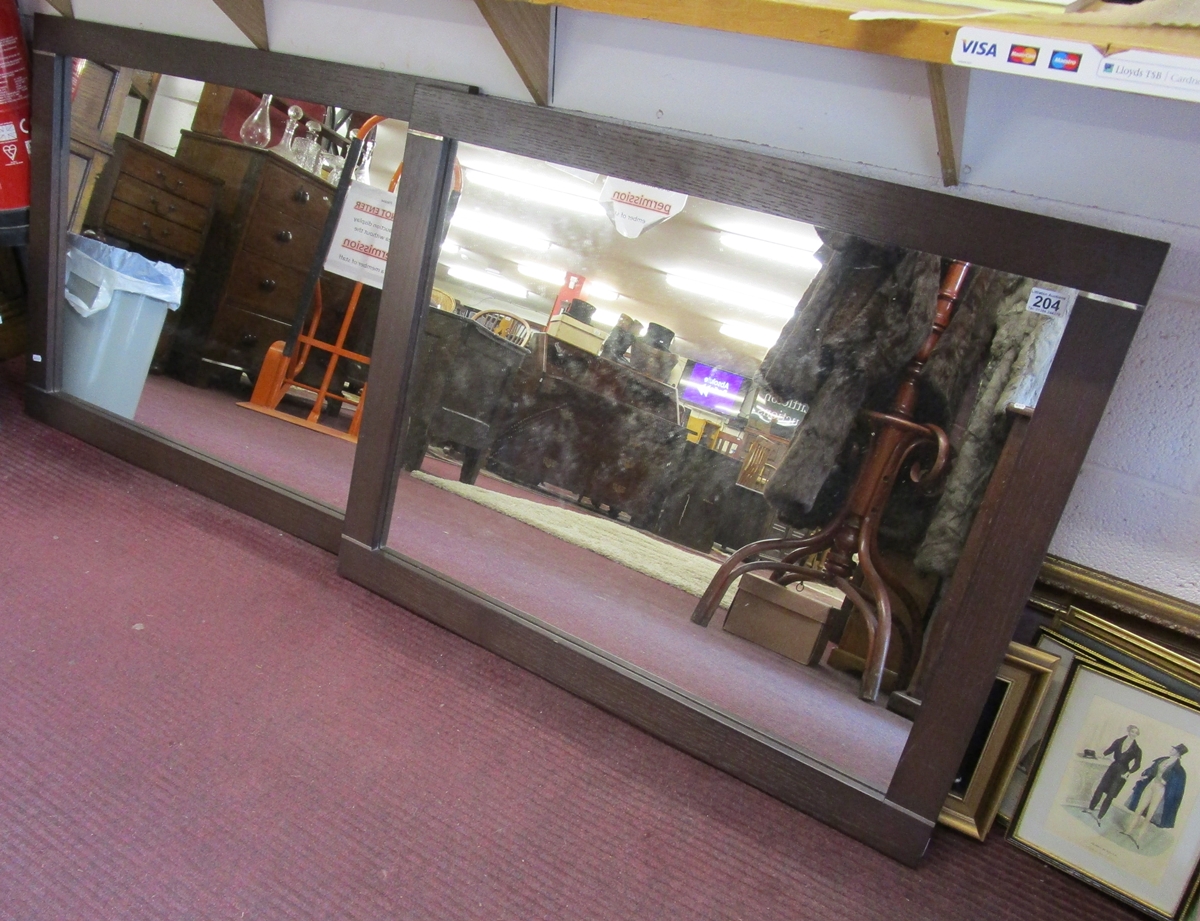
{"left": 1008, "top": 45, "right": 1039, "bottom": 66}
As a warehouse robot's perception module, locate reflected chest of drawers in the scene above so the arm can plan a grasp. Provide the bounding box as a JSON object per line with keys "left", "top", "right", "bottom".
{"left": 169, "top": 130, "right": 335, "bottom": 385}
{"left": 83, "top": 135, "right": 221, "bottom": 267}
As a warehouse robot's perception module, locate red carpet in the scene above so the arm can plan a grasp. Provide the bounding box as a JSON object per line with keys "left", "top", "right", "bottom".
{"left": 1, "top": 363, "right": 1142, "bottom": 920}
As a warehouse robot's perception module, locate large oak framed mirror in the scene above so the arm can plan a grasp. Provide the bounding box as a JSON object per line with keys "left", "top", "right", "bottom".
{"left": 26, "top": 18, "right": 465, "bottom": 551}
{"left": 26, "top": 18, "right": 1168, "bottom": 865}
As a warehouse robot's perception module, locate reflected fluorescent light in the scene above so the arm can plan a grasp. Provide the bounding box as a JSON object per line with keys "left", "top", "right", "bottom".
{"left": 590, "top": 308, "right": 621, "bottom": 327}
{"left": 666, "top": 272, "right": 797, "bottom": 317}
{"left": 440, "top": 239, "right": 461, "bottom": 256}
{"left": 451, "top": 210, "right": 551, "bottom": 251}
{"left": 720, "top": 232, "right": 821, "bottom": 270}
{"left": 583, "top": 281, "right": 619, "bottom": 301}
{"left": 466, "top": 168, "right": 604, "bottom": 216}
{"left": 518, "top": 262, "right": 567, "bottom": 285}
{"left": 720, "top": 322, "right": 780, "bottom": 348}
{"left": 446, "top": 265, "right": 528, "bottom": 299}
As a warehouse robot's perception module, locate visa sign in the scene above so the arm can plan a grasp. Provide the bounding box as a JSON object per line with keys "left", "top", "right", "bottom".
{"left": 960, "top": 39, "right": 998, "bottom": 58}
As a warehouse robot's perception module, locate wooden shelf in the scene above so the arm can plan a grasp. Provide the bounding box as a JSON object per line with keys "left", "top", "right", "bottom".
{"left": 529, "top": 0, "right": 1200, "bottom": 66}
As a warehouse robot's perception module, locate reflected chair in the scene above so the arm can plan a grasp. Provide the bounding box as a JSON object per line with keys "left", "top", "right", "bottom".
{"left": 473, "top": 309, "right": 532, "bottom": 348}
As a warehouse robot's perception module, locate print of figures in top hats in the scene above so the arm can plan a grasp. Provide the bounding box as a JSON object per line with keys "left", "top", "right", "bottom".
{"left": 1051, "top": 698, "right": 1197, "bottom": 868}
{"left": 1083, "top": 725, "right": 1142, "bottom": 823}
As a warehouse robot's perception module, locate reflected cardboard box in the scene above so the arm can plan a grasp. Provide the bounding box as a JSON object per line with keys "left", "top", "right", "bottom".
{"left": 547, "top": 314, "right": 606, "bottom": 356}
{"left": 724, "top": 573, "right": 842, "bottom": 667}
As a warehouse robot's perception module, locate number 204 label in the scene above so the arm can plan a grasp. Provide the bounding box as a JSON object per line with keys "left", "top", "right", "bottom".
{"left": 1026, "top": 286, "right": 1074, "bottom": 317}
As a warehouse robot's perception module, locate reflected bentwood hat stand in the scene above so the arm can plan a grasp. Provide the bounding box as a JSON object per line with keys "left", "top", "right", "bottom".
{"left": 692, "top": 260, "right": 972, "bottom": 702}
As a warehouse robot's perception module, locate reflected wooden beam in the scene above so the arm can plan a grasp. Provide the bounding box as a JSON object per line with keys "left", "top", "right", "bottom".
{"left": 474, "top": 0, "right": 554, "bottom": 106}
{"left": 212, "top": 0, "right": 269, "bottom": 51}
{"left": 926, "top": 62, "right": 967, "bottom": 188}
{"left": 45, "top": 0, "right": 74, "bottom": 17}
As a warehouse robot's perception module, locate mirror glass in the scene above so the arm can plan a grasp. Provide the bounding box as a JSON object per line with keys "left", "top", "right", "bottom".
{"left": 380, "top": 137, "right": 1079, "bottom": 789}
{"left": 63, "top": 60, "right": 407, "bottom": 511}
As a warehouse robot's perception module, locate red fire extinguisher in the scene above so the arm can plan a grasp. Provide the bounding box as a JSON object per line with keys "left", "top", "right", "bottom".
{"left": 0, "top": 0, "right": 30, "bottom": 220}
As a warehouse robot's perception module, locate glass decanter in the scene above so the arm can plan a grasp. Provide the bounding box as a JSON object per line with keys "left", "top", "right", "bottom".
{"left": 297, "top": 119, "right": 323, "bottom": 173}
{"left": 239, "top": 92, "right": 273, "bottom": 148}
{"left": 276, "top": 105, "right": 304, "bottom": 159}
{"left": 319, "top": 150, "right": 346, "bottom": 187}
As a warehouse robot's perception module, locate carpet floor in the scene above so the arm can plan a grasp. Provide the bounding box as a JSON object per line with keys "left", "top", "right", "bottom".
{"left": 1, "top": 367, "right": 1148, "bottom": 920}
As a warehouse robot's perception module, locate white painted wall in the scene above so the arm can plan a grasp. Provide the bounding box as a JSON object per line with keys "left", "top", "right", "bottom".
{"left": 30, "top": 1, "right": 1200, "bottom": 601}
{"left": 140, "top": 75, "right": 204, "bottom": 156}
{"left": 263, "top": 0, "right": 532, "bottom": 102}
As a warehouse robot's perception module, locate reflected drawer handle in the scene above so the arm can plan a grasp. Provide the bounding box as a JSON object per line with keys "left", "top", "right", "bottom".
{"left": 259, "top": 278, "right": 277, "bottom": 293}
{"left": 149, "top": 195, "right": 158, "bottom": 206}
{"left": 155, "top": 169, "right": 165, "bottom": 180}
{"left": 276, "top": 230, "right": 293, "bottom": 243}
{"left": 240, "top": 333, "right": 259, "bottom": 347}
{"left": 293, "top": 188, "right": 310, "bottom": 203}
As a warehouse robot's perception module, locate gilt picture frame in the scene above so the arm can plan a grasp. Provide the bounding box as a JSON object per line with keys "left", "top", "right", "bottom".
{"left": 1011, "top": 661, "right": 1200, "bottom": 919}
{"left": 939, "top": 642, "right": 1057, "bottom": 840}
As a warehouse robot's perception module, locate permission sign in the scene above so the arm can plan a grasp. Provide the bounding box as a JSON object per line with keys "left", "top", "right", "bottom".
{"left": 323, "top": 181, "right": 397, "bottom": 289}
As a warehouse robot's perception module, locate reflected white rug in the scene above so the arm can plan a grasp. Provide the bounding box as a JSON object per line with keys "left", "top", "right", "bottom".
{"left": 411, "top": 470, "right": 740, "bottom": 606}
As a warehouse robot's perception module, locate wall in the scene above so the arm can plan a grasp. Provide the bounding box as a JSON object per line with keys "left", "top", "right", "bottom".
{"left": 140, "top": 76, "right": 203, "bottom": 156}
{"left": 22, "top": 0, "right": 1200, "bottom": 602}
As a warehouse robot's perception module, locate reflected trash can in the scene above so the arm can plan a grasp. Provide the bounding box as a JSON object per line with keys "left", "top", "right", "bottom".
{"left": 61, "top": 234, "right": 184, "bottom": 419}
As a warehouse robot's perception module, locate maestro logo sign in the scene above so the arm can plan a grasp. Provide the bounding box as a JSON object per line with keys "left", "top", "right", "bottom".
{"left": 1050, "top": 50, "right": 1082, "bottom": 72}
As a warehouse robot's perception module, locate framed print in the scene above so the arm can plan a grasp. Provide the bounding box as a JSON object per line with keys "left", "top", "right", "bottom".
{"left": 939, "top": 642, "right": 1058, "bottom": 840}
{"left": 998, "top": 628, "right": 1155, "bottom": 824}
{"left": 1010, "top": 661, "right": 1200, "bottom": 919}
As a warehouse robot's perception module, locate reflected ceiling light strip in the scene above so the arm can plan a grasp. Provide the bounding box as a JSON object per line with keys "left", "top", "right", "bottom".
{"left": 440, "top": 239, "right": 461, "bottom": 256}
{"left": 720, "top": 322, "right": 781, "bottom": 348}
{"left": 719, "top": 232, "right": 821, "bottom": 270}
{"left": 450, "top": 210, "right": 552, "bottom": 252}
{"left": 582, "top": 281, "right": 619, "bottom": 301}
{"left": 466, "top": 169, "right": 605, "bottom": 216}
{"left": 446, "top": 265, "right": 529, "bottom": 299}
{"left": 518, "top": 262, "right": 567, "bottom": 285}
{"left": 590, "top": 308, "right": 622, "bottom": 327}
{"left": 666, "top": 272, "right": 797, "bottom": 317}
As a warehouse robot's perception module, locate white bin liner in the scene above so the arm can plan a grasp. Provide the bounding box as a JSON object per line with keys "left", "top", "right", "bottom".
{"left": 60, "top": 235, "right": 187, "bottom": 420}
{"left": 64, "top": 234, "right": 184, "bottom": 317}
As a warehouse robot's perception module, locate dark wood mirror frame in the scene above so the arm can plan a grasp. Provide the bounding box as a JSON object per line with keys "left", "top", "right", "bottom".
{"left": 24, "top": 15, "right": 1168, "bottom": 864}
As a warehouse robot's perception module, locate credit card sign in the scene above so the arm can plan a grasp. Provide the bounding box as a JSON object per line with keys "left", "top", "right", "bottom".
{"left": 952, "top": 28, "right": 1200, "bottom": 104}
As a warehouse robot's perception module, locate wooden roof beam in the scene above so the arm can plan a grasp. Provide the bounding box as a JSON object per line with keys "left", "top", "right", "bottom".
{"left": 212, "top": 0, "right": 270, "bottom": 51}
{"left": 474, "top": 0, "right": 555, "bottom": 106}
{"left": 926, "top": 62, "right": 968, "bottom": 187}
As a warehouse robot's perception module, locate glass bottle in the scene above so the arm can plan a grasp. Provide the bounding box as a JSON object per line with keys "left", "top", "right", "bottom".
{"left": 352, "top": 136, "right": 375, "bottom": 184}
{"left": 239, "top": 92, "right": 273, "bottom": 148}
{"left": 276, "top": 104, "right": 304, "bottom": 159}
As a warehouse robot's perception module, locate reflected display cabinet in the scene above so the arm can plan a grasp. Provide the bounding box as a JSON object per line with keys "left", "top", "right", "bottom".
{"left": 169, "top": 131, "right": 336, "bottom": 384}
